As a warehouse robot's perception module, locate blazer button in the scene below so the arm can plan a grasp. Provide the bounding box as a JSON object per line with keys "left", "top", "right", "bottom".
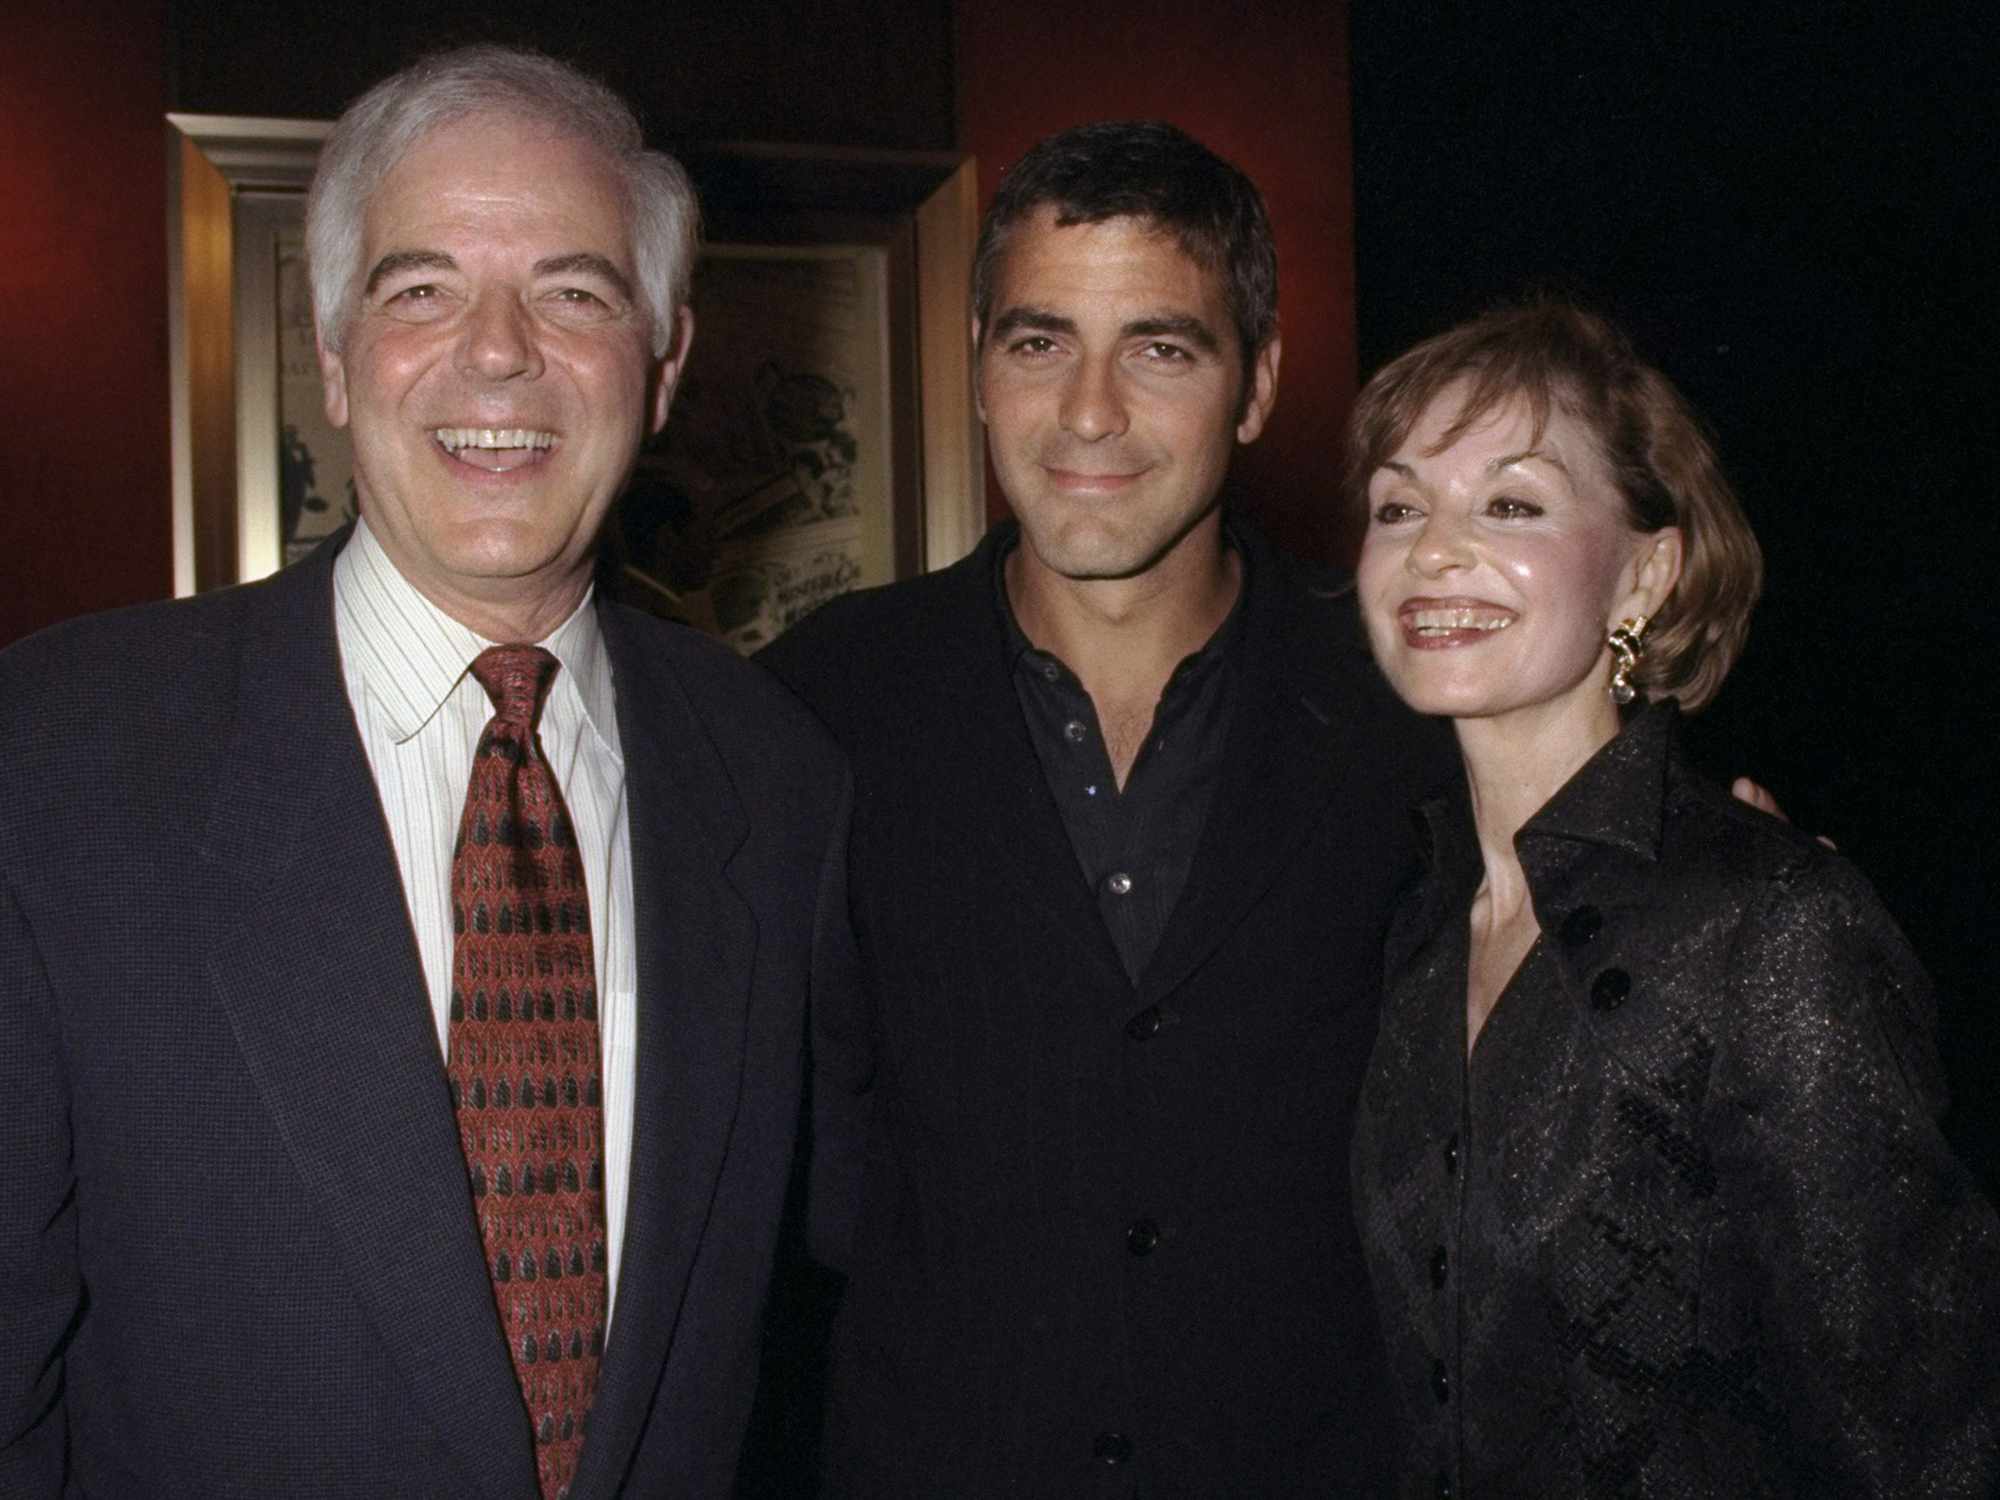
{"left": 1430, "top": 1244, "right": 1448, "bottom": 1289}
{"left": 1559, "top": 905, "right": 1603, "bottom": 948}
{"left": 1436, "top": 1473, "right": 1454, "bottom": 1498}
{"left": 1126, "top": 1217, "right": 1161, "bottom": 1256}
{"left": 1443, "top": 1134, "right": 1459, "bottom": 1175}
{"left": 1125, "top": 1005, "right": 1164, "bottom": 1041}
{"left": 1590, "top": 967, "right": 1631, "bottom": 1011}
{"left": 1093, "top": 1431, "right": 1134, "bottom": 1465}
{"left": 1431, "top": 1359, "right": 1450, "bottom": 1404}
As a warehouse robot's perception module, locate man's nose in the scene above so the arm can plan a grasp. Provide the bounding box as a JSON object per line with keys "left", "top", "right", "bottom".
{"left": 1057, "top": 356, "right": 1130, "bottom": 441}
{"left": 458, "top": 293, "right": 544, "bottom": 383}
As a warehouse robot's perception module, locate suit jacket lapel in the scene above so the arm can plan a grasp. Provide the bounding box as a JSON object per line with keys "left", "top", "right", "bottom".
{"left": 926, "top": 530, "right": 1127, "bottom": 977}
{"left": 1138, "top": 536, "right": 1382, "bottom": 1005}
{"left": 570, "top": 606, "right": 757, "bottom": 1498}
{"left": 197, "top": 544, "right": 535, "bottom": 1500}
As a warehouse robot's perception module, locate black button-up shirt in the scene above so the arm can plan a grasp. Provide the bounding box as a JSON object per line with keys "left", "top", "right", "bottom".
{"left": 998, "top": 538, "right": 1245, "bottom": 983}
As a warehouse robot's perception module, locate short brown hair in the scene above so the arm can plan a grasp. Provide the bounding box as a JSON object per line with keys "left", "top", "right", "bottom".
{"left": 972, "top": 121, "right": 1278, "bottom": 370}
{"left": 1344, "top": 300, "right": 1762, "bottom": 712}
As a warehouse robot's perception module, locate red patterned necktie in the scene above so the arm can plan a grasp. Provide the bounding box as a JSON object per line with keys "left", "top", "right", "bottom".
{"left": 448, "top": 644, "right": 606, "bottom": 1500}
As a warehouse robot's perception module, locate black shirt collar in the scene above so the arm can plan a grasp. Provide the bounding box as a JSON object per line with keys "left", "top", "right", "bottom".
{"left": 991, "top": 519, "right": 1253, "bottom": 685}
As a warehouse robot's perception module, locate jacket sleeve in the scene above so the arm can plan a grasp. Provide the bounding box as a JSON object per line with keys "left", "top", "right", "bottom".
{"left": 1708, "top": 858, "right": 2000, "bottom": 1495}
{"left": 0, "top": 876, "right": 75, "bottom": 1495}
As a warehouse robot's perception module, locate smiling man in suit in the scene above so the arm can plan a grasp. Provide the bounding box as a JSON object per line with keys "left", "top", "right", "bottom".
{"left": 760, "top": 123, "right": 1457, "bottom": 1496}
{"left": 0, "top": 45, "right": 852, "bottom": 1499}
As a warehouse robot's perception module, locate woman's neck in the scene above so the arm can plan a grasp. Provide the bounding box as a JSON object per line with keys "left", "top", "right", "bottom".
{"left": 1454, "top": 699, "right": 1622, "bottom": 1053}
{"left": 1455, "top": 698, "right": 1622, "bottom": 914}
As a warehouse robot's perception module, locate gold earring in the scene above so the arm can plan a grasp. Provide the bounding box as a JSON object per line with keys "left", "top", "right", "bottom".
{"left": 1607, "top": 615, "right": 1650, "bottom": 705}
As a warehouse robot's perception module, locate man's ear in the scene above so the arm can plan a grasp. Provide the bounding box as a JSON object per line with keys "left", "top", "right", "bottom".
{"left": 647, "top": 306, "right": 696, "bottom": 437}
{"left": 1235, "top": 335, "right": 1282, "bottom": 445}
{"left": 317, "top": 329, "right": 349, "bottom": 429}
{"left": 970, "top": 316, "right": 986, "bottom": 423}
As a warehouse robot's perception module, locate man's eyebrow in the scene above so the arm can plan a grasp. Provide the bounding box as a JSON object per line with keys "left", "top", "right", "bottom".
{"left": 1123, "top": 315, "right": 1220, "bottom": 354}
{"left": 985, "top": 307, "right": 1223, "bottom": 354}
{"left": 361, "top": 250, "right": 636, "bottom": 302}
{"left": 987, "top": 306, "right": 1077, "bottom": 341}
{"left": 364, "top": 250, "right": 456, "bottom": 295}
{"left": 535, "top": 252, "right": 635, "bottom": 301}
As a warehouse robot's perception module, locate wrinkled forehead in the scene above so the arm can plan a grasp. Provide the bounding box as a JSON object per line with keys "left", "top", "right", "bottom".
{"left": 367, "top": 109, "right": 631, "bottom": 227}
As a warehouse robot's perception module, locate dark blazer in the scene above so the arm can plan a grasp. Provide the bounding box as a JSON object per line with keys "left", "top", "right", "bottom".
{"left": 1352, "top": 701, "right": 2000, "bottom": 1497}
{"left": 759, "top": 518, "right": 1458, "bottom": 1498}
{"left": 0, "top": 533, "right": 856, "bottom": 1499}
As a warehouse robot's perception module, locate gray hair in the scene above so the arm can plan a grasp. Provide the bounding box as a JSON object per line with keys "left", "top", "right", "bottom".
{"left": 306, "top": 44, "right": 698, "bottom": 358}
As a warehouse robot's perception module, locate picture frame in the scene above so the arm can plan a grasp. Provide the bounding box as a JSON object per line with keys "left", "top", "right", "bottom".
{"left": 166, "top": 112, "right": 335, "bottom": 596}
{"left": 616, "top": 144, "right": 985, "bottom": 651}
{"left": 165, "top": 117, "right": 985, "bottom": 636}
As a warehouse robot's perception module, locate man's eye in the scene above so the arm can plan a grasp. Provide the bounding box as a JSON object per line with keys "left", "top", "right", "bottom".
{"left": 1140, "top": 342, "right": 1191, "bottom": 362}
{"left": 381, "top": 284, "right": 451, "bottom": 318}
{"left": 1007, "top": 336, "right": 1058, "bottom": 356}
{"left": 552, "top": 287, "right": 607, "bottom": 306}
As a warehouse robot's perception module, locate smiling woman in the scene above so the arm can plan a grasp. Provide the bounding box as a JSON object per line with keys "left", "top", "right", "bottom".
{"left": 1345, "top": 300, "right": 2000, "bottom": 1497}
{"left": 1357, "top": 386, "right": 1681, "bottom": 754}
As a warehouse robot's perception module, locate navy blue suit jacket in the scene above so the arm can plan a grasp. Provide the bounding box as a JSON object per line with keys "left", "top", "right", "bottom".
{"left": 0, "top": 534, "right": 854, "bottom": 1498}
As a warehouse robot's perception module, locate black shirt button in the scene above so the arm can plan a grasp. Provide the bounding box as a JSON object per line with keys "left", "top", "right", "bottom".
{"left": 1559, "top": 905, "right": 1603, "bottom": 948}
{"left": 1126, "top": 1218, "right": 1161, "bottom": 1256}
{"left": 1430, "top": 1245, "right": 1448, "bottom": 1289}
{"left": 1590, "top": 967, "right": 1631, "bottom": 1011}
{"left": 1431, "top": 1359, "right": 1450, "bottom": 1404}
{"left": 1436, "top": 1472, "right": 1453, "bottom": 1498}
{"left": 1093, "top": 1431, "right": 1134, "bottom": 1465}
{"left": 1125, "top": 1005, "right": 1163, "bottom": 1041}
{"left": 1443, "top": 1134, "right": 1459, "bottom": 1175}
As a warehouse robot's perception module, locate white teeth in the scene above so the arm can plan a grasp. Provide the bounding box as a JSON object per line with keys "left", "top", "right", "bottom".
{"left": 1409, "top": 608, "right": 1513, "bottom": 634}
{"left": 432, "top": 427, "right": 556, "bottom": 451}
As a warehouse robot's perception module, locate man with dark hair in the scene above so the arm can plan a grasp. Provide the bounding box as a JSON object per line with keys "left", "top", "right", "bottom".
{"left": 970, "top": 119, "right": 1280, "bottom": 378}
{"left": 761, "top": 122, "right": 1453, "bottom": 1497}
{"left": 0, "top": 46, "right": 853, "bottom": 1499}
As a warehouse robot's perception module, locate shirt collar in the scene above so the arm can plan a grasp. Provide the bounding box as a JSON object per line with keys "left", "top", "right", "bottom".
{"left": 1412, "top": 697, "right": 1678, "bottom": 888}
{"left": 333, "top": 517, "right": 619, "bottom": 754}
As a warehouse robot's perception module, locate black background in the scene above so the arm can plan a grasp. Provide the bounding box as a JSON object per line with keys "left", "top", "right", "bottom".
{"left": 1351, "top": 1, "right": 1999, "bottom": 1188}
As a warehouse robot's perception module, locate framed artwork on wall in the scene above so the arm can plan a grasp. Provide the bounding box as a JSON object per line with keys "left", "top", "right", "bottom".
{"left": 165, "top": 118, "right": 984, "bottom": 648}
{"left": 167, "top": 113, "right": 339, "bottom": 596}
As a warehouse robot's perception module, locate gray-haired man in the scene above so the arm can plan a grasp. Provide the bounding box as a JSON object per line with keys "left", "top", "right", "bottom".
{"left": 0, "top": 45, "right": 853, "bottom": 1499}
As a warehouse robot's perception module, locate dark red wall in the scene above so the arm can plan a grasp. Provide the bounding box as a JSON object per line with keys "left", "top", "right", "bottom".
{"left": 1, "top": 0, "right": 172, "bottom": 646}
{"left": 956, "top": 0, "right": 1357, "bottom": 563}
{"left": 0, "top": 2, "right": 1354, "bottom": 647}
{"left": 166, "top": 0, "right": 955, "bottom": 151}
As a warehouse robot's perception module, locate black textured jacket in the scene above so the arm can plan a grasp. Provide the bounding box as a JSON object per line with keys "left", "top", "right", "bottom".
{"left": 1352, "top": 701, "right": 2000, "bottom": 1497}
{"left": 761, "top": 518, "right": 1457, "bottom": 1498}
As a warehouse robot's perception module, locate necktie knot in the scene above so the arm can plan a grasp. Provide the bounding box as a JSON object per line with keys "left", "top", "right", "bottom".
{"left": 471, "top": 645, "right": 559, "bottom": 730}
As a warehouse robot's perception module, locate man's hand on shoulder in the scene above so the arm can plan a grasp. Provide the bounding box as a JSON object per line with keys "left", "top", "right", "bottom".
{"left": 1731, "top": 777, "right": 1836, "bottom": 850}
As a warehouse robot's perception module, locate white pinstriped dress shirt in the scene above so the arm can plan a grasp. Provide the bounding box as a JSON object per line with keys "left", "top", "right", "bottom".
{"left": 333, "top": 518, "right": 638, "bottom": 1327}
